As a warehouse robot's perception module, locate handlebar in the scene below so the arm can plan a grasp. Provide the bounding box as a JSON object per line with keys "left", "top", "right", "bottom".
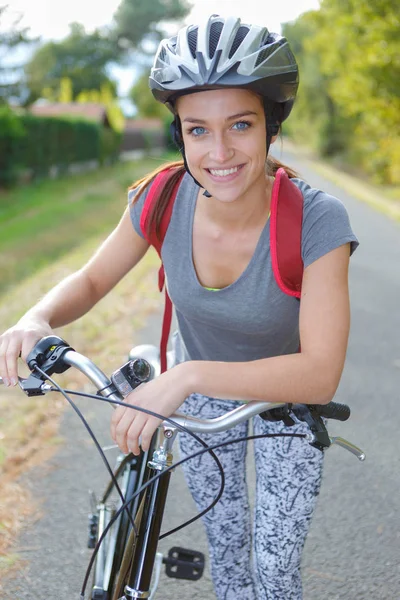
{"left": 0, "top": 336, "right": 366, "bottom": 460}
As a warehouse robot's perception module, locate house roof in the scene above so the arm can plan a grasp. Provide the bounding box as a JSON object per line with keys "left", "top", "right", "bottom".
{"left": 29, "top": 102, "right": 110, "bottom": 126}
{"left": 124, "top": 117, "right": 163, "bottom": 131}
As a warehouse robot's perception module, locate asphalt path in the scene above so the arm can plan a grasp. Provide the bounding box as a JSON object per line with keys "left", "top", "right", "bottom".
{"left": 3, "top": 148, "right": 400, "bottom": 600}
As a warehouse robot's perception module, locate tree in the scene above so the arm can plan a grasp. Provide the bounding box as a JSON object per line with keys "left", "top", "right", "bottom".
{"left": 282, "top": 12, "right": 353, "bottom": 156}
{"left": 0, "top": 5, "right": 37, "bottom": 103}
{"left": 129, "top": 71, "right": 169, "bottom": 119}
{"left": 24, "top": 22, "right": 120, "bottom": 105}
{"left": 308, "top": 0, "right": 400, "bottom": 182}
{"left": 113, "top": 0, "right": 191, "bottom": 51}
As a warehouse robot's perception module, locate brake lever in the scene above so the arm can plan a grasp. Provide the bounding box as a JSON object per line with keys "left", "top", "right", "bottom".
{"left": 0, "top": 374, "right": 51, "bottom": 396}
{"left": 18, "top": 373, "right": 53, "bottom": 396}
{"left": 329, "top": 436, "right": 366, "bottom": 461}
{"left": 292, "top": 405, "right": 331, "bottom": 451}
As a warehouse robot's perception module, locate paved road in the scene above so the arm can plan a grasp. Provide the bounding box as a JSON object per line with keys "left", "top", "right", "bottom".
{"left": 4, "top": 149, "right": 400, "bottom": 599}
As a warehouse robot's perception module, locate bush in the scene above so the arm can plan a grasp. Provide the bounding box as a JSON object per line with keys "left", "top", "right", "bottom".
{"left": 100, "top": 127, "right": 122, "bottom": 165}
{"left": 0, "top": 111, "right": 122, "bottom": 187}
{"left": 0, "top": 106, "right": 26, "bottom": 186}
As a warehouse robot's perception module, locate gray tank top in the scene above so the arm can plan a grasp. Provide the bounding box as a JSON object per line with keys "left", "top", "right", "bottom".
{"left": 129, "top": 172, "right": 358, "bottom": 365}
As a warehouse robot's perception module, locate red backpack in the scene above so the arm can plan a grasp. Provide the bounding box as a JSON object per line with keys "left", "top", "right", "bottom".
{"left": 140, "top": 167, "right": 304, "bottom": 373}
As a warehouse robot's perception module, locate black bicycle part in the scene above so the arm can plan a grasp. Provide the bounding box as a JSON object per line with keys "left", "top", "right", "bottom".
{"left": 88, "top": 513, "right": 99, "bottom": 550}
{"left": 38, "top": 381, "right": 350, "bottom": 599}
{"left": 260, "top": 401, "right": 351, "bottom": 451}
{"left": 60, "top": 389, "right": 224, "bottom": 600}
{"left": 20, "top": 336, "right": 74, "bottom": 396}
{"left": 26, "top": 335, "right": 73, "bottom": 374}
{"left": 27, "top": 366, "right": 143, "bottom": 600}
{"left": 164, "top": 546, "right": 205, "bottom": 580}
{"left": 259, "top": 403, "right": 296, "bottom": 427}
{"left": 73, "top": 387, "right": 348, "bottom": 600}
{"left": 125, "top": 465, "right": 172, "bottom": 595}
{"left": 85, "top": 430, "right": 306, "bottom": 600}
{"left": 91, "top": 435, "right": 158, "bottom": 600}
{"left": 311, "top": 401, "right": 351, "bottom": 421}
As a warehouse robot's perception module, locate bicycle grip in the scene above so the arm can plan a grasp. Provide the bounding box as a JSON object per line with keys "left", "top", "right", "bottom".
{"left": 313, "top": 402, "right": 350, "bottom": 421}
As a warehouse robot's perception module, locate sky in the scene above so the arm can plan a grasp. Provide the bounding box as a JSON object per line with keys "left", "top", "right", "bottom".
{"left": 3, "top": 0, "right": 320, "bottom": 102}
{"left": 5, "top": 0, "right": 320, "bottom": 40}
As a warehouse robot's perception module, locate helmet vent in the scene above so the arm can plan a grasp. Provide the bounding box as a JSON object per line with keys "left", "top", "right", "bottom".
{"left": 159, "top": 46, "right": 167, "bottom": 62}
{"left": 255, "top": 45, "right": 273, "bottom": 68}
{"left": 228, "top": 26, "right": 249, "bottom": 58}
{"left": 209, "top": 21, "right": 224, "bottom": 59}
{"left": 188, "top": 28, "right": 198, "bottom": 59}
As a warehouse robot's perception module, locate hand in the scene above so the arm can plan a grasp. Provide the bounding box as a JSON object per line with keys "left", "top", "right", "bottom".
{"left": 110, "top": 363, "right": 194, "bottom": 455}
{"left": 0, "top": 317, "right": 54, "bottom": 386}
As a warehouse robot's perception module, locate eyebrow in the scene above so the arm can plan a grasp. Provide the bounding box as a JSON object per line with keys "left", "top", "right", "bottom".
{"left": 182, "top": 111, "right": 258, "bottom": 124}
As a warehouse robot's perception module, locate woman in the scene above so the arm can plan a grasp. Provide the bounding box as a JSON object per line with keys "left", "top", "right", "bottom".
{"left": 0, "top": 15, "right": 358, "bottom": 600}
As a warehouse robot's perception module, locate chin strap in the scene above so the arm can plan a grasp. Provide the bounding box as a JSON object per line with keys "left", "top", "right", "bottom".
{"left": 170, "top": 117, "right": 212, "bottom": 196}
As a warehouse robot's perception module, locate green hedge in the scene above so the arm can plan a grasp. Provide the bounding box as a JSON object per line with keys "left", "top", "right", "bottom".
{"left": 0, "top": 108, "right": 122, "bottom": 187}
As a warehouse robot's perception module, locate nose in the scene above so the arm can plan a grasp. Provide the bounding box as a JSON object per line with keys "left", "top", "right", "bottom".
{"left": 208, "top": 134, "right": 234, "bottom": 163}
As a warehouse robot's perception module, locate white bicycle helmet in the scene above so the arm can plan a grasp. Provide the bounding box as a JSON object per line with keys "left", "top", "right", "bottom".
{"left": 150, "top": 14, "right": 299, "bottom": 122}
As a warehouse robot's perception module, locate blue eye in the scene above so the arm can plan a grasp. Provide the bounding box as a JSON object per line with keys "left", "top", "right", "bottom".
{"left": 188, "top": 126, "right": 207, "bottom": 136}
{"left": 232, "top": 121, "right": 251, "bottom": 131}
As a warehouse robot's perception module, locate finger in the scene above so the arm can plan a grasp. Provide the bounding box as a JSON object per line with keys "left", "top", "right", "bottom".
{"left": 115, "top": 408, "right": 141, "bottom": 454}
{"left": 20, "top": 333, "right": 43, "bottom": 364}
{"left": 140, "top": 418, "right": 162, "bottom": 452}
{"left": 110, "top": 405, "right": 128, "bottom": 441}
{"left": 5, "top": 338, "right": 22, "bottom": 386}
{"left": 0, "top": 341, "right": 10, "bottom": 386}
{"left": 126, "top": 414, "right": 148, "bottom": 456}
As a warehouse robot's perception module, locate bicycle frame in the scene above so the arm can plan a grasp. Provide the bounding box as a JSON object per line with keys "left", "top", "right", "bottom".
{"left": 1, "top": 338, "right": 365, "bottom": 600}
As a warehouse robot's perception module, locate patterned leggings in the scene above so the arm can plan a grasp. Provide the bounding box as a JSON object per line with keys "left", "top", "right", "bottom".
{"left": 178, "top": 394, "right": 325, "bottom": 600}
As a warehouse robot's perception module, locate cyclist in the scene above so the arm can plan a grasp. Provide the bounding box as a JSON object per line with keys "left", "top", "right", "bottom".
{"left": 0, "top": 14, "right": 358, "bottom": 600}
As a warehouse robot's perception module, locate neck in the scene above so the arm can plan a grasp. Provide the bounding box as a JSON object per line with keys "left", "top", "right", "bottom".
{"left": 197, "top": 173, "right": 273, "bottom": 232}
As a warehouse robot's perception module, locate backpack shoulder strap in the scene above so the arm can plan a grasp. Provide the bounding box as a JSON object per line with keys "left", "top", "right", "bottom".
{"left": 139, "top": 167, "right": 184, "bottom": 373}
{"left": 270, "top": 168, "right": 304, "bottom": 299}
{"left": 139, "top": 167, "right": 182, "bottom": 256}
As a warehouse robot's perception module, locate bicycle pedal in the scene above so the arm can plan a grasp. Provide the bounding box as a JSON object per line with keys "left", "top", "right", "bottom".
{"left": 163, "top": 546, "right": 205, "bottom": 580}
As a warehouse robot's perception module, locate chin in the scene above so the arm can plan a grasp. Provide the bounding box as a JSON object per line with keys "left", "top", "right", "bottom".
{"left": 209, "top": 188, "right": 244, "bottom": 203}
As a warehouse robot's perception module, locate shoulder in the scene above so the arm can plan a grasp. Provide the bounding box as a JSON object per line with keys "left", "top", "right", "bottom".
{"left": 289, "top": 177, "right": 359, "bottom": 268}
{"left": 128, "top": 182, "right": 151, "bottom": 238}
{"left": 291, "top": 177, "right": 348, "bottom": 218}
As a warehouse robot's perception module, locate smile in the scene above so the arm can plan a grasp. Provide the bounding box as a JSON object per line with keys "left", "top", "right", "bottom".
{"left": 207, "top": 164, "right": 244, "bottom": 178}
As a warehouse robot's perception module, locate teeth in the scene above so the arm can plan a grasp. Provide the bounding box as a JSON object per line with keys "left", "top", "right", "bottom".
{"left": 209, "top": 166, "right": 240, "bottom": 177}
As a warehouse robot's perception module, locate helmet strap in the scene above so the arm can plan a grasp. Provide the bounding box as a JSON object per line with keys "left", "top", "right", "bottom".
{"left": 264, "top": 100, "right": 282, "bottom": 157}
{"left": 170, "top": 117, "right": 213, "bottom": 197}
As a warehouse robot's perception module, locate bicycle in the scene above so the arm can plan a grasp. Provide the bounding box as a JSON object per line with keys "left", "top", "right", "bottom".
{"left": 1, "top": 336, "right": 366, "bottom": 600}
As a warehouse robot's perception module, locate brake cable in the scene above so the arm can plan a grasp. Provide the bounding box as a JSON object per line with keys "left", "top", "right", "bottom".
{"left": 43, "top": 386, "right": 307, "bottom": 599}
{"left": 30, "top": 360, "right": 316, "bottom": 599}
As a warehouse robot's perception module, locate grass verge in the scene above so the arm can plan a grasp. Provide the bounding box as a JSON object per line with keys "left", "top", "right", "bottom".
{"left": 0, "top": 237, "right": 163, "bottom": 565}
{"left": 0, "top": 154, "right": 169, "bottom": 572}
{"left": 0, "top": 153, "right": 176, "bottom": 297}
{"left": 281, "top": 138, "right": 400, "bottom": 222}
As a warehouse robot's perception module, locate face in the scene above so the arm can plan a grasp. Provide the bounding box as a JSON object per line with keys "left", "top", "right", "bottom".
{"left": 177, "top": 88, "right": 269, "bottom": 204}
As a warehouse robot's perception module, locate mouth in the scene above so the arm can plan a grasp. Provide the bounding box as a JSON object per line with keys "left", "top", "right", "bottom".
{"left": 205, "top": 164, "right": 245, "bottom": 181}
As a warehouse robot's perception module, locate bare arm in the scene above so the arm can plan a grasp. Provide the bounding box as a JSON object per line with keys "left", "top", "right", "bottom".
{"left": 184, "top": 243, "right": 351, "bottom": 405}
{"left": 26, "top": 207, "right": 149, "bottom": 327}
{"left": 0, "top": 207, "right": 149, "bottom": 383}
{"left": 110, "top": 243, "right": 353, "bottom": 454}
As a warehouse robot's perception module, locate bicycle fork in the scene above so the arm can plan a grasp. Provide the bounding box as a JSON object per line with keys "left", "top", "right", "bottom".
{"left": 121, "top": 429, "right": 175, "bottom": 600}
